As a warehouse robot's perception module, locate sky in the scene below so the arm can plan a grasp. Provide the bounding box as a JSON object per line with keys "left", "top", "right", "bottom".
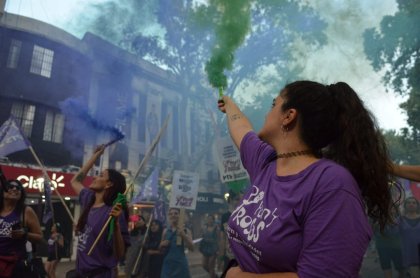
{"left": 4, "top": 0, "right": 408, "bottom": 131}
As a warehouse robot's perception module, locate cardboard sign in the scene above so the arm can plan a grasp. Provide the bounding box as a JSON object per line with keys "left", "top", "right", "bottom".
{"left": 169, "top": 170, "right": 199, "bottom": 210}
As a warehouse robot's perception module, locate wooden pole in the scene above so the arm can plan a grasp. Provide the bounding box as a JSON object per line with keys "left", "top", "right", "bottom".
{"left": 87, "top": 115, "right": 170, "bottom": 255}
{"left": 131, "top": 205, "right": 155, "bottom": 276}
{"left": 176, "top": 208, "right": 186, "bottom": 245}
{"left": 29, "top": 146, "right": 74, "bottom": 223}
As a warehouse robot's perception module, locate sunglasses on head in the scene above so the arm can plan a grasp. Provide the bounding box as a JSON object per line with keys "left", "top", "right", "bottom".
{"left": 7, "top": 182, "right": 23, "bottom": 191}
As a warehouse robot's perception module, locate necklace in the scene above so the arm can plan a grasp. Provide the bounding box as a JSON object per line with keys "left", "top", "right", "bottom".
{"left": 276, "top": 150, "right": 312, "bottom": 159}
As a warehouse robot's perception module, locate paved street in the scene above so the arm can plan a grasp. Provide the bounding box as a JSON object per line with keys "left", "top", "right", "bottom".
{"left": 55, "top": 248, "right": 210, "bottom": 278}
{"left": 53, "top": 246, "right": 390, "bottom": 278}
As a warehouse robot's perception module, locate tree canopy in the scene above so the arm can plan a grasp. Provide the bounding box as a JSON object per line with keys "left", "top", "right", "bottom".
{"left": 364, "top": 0, "right": 420, "bottom": 162}
{"left": 75, "top": 0, "right": 327, "bottom": 106}
{"left": 364, "top": 0, "right": 420, "bottom": 95}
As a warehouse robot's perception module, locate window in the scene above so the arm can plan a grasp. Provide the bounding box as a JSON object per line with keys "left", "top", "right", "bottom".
{"left": 6, "top": 39, "right": 22, "bottom": 69}
{"left": 30, "top": 45, "right": 54, "bottom": 78}
{"left": 11, "top": 103, "right": 36, "bottom": 137}
{"left": 43, "top": 111, "right": 64, "bottom": 143}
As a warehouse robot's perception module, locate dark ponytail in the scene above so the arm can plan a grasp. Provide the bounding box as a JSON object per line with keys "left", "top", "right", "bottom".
{"left": 324, "top": 82, "right": 398, "bottom": 230}
{"left": 283, "top": 81, "right": 399, "bottom": 231}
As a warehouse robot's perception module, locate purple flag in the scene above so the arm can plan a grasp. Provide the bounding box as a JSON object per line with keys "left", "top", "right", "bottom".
{"left": 42, "top": 181, "right": 53, "bottom": 224}
{"left": 0, "top": 116, "right": 31, "bottom": 157}
{"left": 141, "top": 168, "right": 159, "bottom": 200}
{"left": 131, "top": 168, "right": 159, "bottom": 203}
{"left": 152, "top": 197, "right": 167, "bottom": 225}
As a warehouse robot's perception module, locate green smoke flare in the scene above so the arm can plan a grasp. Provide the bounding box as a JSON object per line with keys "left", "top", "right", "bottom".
{"left": 205, "top": 0, "right": 251, "bottom": 90}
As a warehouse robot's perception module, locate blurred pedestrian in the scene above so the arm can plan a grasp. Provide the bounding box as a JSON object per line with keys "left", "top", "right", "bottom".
{"left": 144, "top": 219, "right": 164, "bottom": 278}
{"left": 199, "top": 214, "right": 219, "bottom": 278}
{"left": 399, "top": 197, "right": 420, "bottom": 278}
{"left": 373, "top": 221, "right": 405, "bottom": 278}
{"left": 44, "top": 223, "right": 64, "bottom": 278}
{"left": 125, "top": 215, "right": 147, "bottom": 277}
{"left": 219, "top": 190, "right": 242, "bottom": 272}
{"left": 159, "top": 208, "right": 194, "bottom": 278}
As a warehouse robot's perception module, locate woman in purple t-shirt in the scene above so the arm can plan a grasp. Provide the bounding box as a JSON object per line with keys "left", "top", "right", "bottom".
{"left": 217, "top": 81, "right": 399, "bottom": 278}
{"left": 0, "top": 178, "right": 42, "bottom": 277}
{"left": 70, "top": 145, "right": 130, "bottom": 278}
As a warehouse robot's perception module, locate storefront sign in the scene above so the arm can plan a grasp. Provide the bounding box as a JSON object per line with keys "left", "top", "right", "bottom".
{"left": 0, "top": 164, "right": 93, "bottom": 196}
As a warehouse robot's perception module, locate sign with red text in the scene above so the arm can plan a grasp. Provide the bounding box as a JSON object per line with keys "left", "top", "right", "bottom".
{"left": 0, "top": 164, "right": 93, "bottom": 196}
{"left": 169, "top": 170, "right": 199, "bottom": 210}
{"left": 216, "top": 137, "right": 249, "bottom": 183}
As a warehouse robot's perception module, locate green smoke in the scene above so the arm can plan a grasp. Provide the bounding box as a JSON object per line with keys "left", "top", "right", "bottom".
{"left": 205, "top": 0, "right": 251, "bottom": 90}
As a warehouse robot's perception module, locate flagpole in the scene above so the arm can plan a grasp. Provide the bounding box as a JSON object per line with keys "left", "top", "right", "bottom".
{"left": 132, "top": 204, "right": 155, "bottom": 276}
{"left": 28, "top": 146, "right": 75, "bottom": 223}
{"left": 87, "top": 114, "right": 170, "bottom": 256}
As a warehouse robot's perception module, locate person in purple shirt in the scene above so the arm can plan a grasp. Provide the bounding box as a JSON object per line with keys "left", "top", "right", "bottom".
{"left": 71, "top": 145, "right": 130, "bottom": 278}
{"left": 0, "top": 178, "right": 42, "bottom": 277}
{"left": 217, "top": 80, "right": 398, "bottom": 278}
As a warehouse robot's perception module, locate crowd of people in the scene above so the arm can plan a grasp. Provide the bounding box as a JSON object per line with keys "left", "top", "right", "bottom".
{"left": 0, "top": 80, "right": 420, "bottom": 278}
{"left": 372, "top": 196, "right": 420, "bottom": 278}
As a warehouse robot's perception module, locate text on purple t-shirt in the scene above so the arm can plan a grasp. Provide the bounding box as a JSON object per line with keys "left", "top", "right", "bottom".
{"left": 227, "top": 131, "right": 372, "bottom": 277}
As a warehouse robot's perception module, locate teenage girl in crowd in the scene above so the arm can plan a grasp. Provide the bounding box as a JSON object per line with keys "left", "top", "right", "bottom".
{"left": 71, "top": 145, "right": 130, "bottom": 277}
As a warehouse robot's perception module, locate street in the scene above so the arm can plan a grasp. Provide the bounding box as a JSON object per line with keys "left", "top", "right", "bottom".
{"left": 53, "top": 247, "right": 388, "bottom": 278}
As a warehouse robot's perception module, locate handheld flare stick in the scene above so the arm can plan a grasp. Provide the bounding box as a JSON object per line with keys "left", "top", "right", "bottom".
{"left": 104, "top": 135, "right": 124, "bottom": 147}
{"left": 218, "top": 87, "right": 224, "bottom": 104}
{"left": 87, "top": 114, "right": 171, "bottom": 256}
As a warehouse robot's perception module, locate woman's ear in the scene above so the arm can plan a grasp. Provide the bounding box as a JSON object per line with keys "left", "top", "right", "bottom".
{"left": 105, "top": 180, "right": 113, "bottom": 189}
{"left": 283, "top": 108, "right": 297, "bottom": 126}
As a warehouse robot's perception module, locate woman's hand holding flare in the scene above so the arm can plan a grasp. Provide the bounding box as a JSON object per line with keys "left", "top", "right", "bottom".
{"left": 93, "top": 144, "right": 106, "bottom": 158}
{"left": 217, "top": 96, "right": 228, "bottom": 113}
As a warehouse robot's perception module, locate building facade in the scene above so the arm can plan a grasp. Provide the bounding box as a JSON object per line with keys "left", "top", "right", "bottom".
{"left": 1, "top": 11, "right": 227, "bottom": 258}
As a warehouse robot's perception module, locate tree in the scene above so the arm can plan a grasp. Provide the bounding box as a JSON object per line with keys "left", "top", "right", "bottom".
{"left": 364, "top": 0, "right": 420, "bottom": 95}
{"left": 363, "top": 0, "right": 420, "bottom": 134}
{"left": 75, "top": 0, "right": 327, "bottom": 105}
{"left": 384, "top": 129, "right": 420, "bottom": 164}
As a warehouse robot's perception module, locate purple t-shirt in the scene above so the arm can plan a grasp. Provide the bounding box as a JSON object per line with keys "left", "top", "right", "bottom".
{"left": 76, "top": 188, "right": 130, "bottom": 276}
{"left": 227, "top": 132, "right": 372, "bottom": 277}
{"left": 0, "top": 208, "right": 26, "bottom": 259}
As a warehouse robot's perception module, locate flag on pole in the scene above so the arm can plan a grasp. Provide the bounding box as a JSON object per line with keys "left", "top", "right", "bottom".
{"left": 140, "top": 168, "right": 159, "bottom": 200}
{"left": 152, "top": 196, "right": 167, "bottom": 225}
{"left": 42, "top": 181, "right": 53, "bottom": 224}
{"left": 0, "top": 116, "right": 31, "bottom": 157}
{"left": 131, "top": 168, "right": 159, "bottom": 203}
